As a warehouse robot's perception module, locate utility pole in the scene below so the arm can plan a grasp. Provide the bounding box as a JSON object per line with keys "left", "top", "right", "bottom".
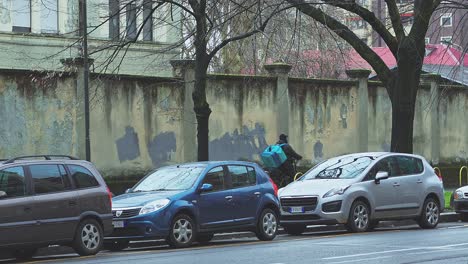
{"left": 80, "top": 0, "right": 91, "bottom": 161}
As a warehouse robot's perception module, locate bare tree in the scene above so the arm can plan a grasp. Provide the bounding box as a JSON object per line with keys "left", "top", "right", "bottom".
{"left": 284, "top": 0, "right": 453, "bottom": 153}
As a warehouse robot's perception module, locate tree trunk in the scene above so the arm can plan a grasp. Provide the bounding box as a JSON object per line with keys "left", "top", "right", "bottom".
{"left": 388, "top": 36, "right": 424, "bottom": 153}
{"left": 192, "top": 60, "right": 211, "bottom": 161}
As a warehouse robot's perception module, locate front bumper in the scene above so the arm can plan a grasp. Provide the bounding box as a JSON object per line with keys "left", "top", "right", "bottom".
{"left": 279, "top": 197, "right": 349, "bottom": 225}
{"left": 105, "top": 208, "right": 172, "bottom": 241}
{"left": 453, "top": 200, "right": 468, "bottom": 213}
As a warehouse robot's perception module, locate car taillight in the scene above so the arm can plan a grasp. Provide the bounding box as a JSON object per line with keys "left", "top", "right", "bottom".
{"left": 106, "top": 186, "right": 113, "bottom": 208}
{"left": 268, "top": 177, "right": 278, "bottom": 196}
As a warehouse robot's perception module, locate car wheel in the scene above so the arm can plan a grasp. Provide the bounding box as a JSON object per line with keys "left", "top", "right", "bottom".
{"left": 256, "top": 208, "right": 278, "bottom": 241}
{"left": 346, "top": 200, "right": 370, "bottom": 232}
{"left": 104, "top": 240, "right": 130, "bottom": 251}
{"left": 11, "top": 248, "right": 37, "bottom": 260}
{"left": 283, "top": 224, "right": 306, "bottom": 236}
{"left": 418, "top": 197, "right": 440, "bottom": 229}
{"left": 72, "top": 218, "right": 104, "bottom": 256}
{"left": 197, "top": 233, "right": 214, "bottom": 244}
{"left": 167, "top": 214, "right": 196, "bottom": 248}
{"left": 461, "top": 213, "right": 468, "bottom": 222}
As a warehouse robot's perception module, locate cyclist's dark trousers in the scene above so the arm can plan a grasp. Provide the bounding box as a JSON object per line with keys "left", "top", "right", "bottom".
{"left": 279, "top": 160, "right": 295, "bottom": 186}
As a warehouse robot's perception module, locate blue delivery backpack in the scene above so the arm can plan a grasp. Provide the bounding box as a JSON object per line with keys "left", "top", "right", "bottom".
{"left": 261, "top": 144, "right": 287, "bottom": 168}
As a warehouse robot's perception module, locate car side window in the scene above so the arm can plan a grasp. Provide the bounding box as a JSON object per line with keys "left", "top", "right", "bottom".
{"left": 247, "top": 167, "right": 257, "bottom": 185}
{"left": 68, "top": 165, "right": 100, "bottom": 189}
{"left": 395, "top": 156, "right": 424, "bottom": 176}
{"left": 229, "top": 165, "right": 255, "bottom": 188}
{"left": 364, "top": 157, "right": 398, "bottom": 181}
{"left": 202, "top": 166, "right": 225, "bottom": 192}
{"left": 0, "top": 166, "right": 26, "bottom": 198}
{"left": 30, "top": 164, "right": 70, "bottom": 194}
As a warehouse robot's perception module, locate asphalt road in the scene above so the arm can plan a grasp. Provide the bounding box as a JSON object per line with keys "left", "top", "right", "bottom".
{"left": 4, "top": 222, "right": 468, "bottom": 264}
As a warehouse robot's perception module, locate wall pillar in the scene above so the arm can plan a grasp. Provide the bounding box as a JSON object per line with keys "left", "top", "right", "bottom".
{"left": 61, "top": 57, "right": 93, "bottom": 159}
{"left": 422, "top": 73, "right": 441, "bottom": 165}
{"left": 346, "top": 69, "right": 371, "bottom": 152}
{"left": 170, "top": 59, "right": 197, "bottom": 162}
{"left": 265, "top": 63, "right": 292, "bottom": 138}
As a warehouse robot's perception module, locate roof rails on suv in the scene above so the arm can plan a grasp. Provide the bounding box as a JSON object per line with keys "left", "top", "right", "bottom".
{"left": 2, "top": 155, "right": 80, "bottom": 164}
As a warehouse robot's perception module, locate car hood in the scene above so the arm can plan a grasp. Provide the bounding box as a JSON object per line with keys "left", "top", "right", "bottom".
{"left": 456, "top": 186, "right": 468, "bottom": 193}
{"left": 112, "top": 191, "right": 182, "bottom": 208}
{"left": 279, "top": 179, "right": 356, "bottom": 197}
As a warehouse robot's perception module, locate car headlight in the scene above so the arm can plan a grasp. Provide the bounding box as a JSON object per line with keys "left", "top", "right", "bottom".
{"left": 454, "top": 190, "right": 464, "bottom": 200}
{"left": 323, "top": 186, "right": 350, "bottom": 198}
{"left": 139, "top": 199, "right": 170, "bottom": 215}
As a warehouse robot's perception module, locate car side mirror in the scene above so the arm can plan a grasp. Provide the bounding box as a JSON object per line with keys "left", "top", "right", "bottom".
{"left": 199, "top": 183, "right": 213, "bottom": 193}
{"left": 125, "top": 188, "right": 132, "bottom": 194}
{"left": 0, "top": 191, "right": 6, "bottom": 198}
{"left": 375, "top": 171, "right": 389, "bottom": 184}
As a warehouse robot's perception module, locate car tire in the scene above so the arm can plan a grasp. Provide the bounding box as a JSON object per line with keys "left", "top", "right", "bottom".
{"left": 418, "top": 197, "right": 440, "bottom": 229}
{"left": 256, "top": 208, "right": 278, "bottom": 241}
{"left": 197, "top": 233, "right": 214, "bottom": 244}
{"left": 346, "top": 200, "right": 370, "bottom": 232}
{"left": 11, "top": 248, "right": 37, "bottom": 260}
{"left": 460, "top": 213, "right": 468, "bottom": 222}
{"left": 166, "top": 214, "right": 196, "bottom": 248}
{"left": 283, "top": 224, "right": 306, "bottom": 236}
{"left": 72, "top": 218, "right": 104, "bottom": 256}
{"left": 103, "top": 240, "right": 130, "bottom": 251}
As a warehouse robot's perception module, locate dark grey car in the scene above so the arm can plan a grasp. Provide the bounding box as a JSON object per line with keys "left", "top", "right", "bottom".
{"left": 0, "top": 155, "right": 113, "bottom": 260}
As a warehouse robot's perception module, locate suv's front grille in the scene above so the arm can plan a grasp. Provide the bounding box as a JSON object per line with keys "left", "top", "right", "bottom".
{"left": 113, "top": 208, "right": 141, "bottom": 218}
{"left": 281, "top": 197, "right": 318, "bottom": 207}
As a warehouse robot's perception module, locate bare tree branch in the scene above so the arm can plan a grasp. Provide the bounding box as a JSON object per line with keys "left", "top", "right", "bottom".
{"left": 385, "top": 0, "right": 405, "bottom": 41}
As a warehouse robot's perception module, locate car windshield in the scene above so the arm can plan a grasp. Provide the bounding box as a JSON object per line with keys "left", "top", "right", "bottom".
{"left": 132, "top": 167, "right": 205, "bottom": 192}
{"left": 300, "top": 156, "right": 374, "bottom": 180}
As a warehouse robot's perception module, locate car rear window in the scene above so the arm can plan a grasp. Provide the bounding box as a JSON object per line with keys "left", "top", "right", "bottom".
{"left": 395, "top": 156, "right": 424, "bottom": 176}
{"left": 68, "top": 165, "right": 100, "bottom": 189}
{"left": 0, "top": 166, "right": 26, "bottom": 198}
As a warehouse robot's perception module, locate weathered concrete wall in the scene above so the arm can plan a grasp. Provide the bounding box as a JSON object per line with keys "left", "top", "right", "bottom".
{"left": 0, "top": 71, "right": 79, "bottom": 158}
{"left": 0, "top": 67, "right": 467, "bottom": 179}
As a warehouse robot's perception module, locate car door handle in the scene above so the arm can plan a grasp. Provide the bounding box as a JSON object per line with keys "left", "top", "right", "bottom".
{"left": 24, "top": 206, "right": 32, "bottom": 212}
{"left": 69, "top": 200, "right": 77, "bottom": 206}
{"left": 416, "top": 180, "right": 423, "bottom": 184}
{"left": 225, "top": 196, "right": 233, "bottom": 201}
{"left": 254, "top": 192, "right": 261, "bottom": 197}
{"left": 393, "top": 183, "right": 400, "bottom": 187}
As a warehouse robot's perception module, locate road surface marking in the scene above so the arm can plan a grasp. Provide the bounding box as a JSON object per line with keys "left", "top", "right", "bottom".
{"left": 329, "top": 255, "right": 393, "bottom": 264}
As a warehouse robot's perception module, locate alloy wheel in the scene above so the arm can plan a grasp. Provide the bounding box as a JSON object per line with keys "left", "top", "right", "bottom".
{"left": 81, "top": 223, "right": 100, "bottom": 250}
{"left": 425, "top": 201, "right": 439, "bottom": 225}
{"left": 262, "top": 212, "right": 277, "bottom": 236}
{"left": 173, "top": 219, "right": 193, "bottom": 244}
{"left": 353, "top": 204, "right": 369, "bottom": 230}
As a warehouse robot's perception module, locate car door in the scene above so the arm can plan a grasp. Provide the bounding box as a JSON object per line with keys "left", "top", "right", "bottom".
{"left": 197, "top": 166, "right": 234, "bottom": 229}
{"left": 363, "top": 157, "right": 401, "bottom": 218}
{"left": 394, "top": 156, "right": 424, "bottom": 215}
{"left": 29, "top": 164, "right": 80, "bottom": 242}
{"left": 0, "top": 166, "right": 36, "bottom": 246}
{"left": 228, "top": 165, "right": 260, "bottom": 225}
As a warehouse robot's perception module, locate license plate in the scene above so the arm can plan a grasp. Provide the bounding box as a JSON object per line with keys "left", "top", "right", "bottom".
{"left": 112, "top": 221, "right": 125, "bottom": 228}
{"left": 290, "top": 207, "right": 304, "bottom": 213}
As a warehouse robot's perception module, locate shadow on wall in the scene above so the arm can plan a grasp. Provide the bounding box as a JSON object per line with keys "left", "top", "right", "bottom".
{"left": 209, "top": 123, "right": 268, "bottom": 161}
{"left": 116, "top": 127, "right": 176, "bottom": 167}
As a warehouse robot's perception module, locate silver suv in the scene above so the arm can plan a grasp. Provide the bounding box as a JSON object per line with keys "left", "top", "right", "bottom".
{"left": 0, "top": 155, "right": 113, "bottom": 260}
{"left": 278, "top": 152, "right": 444, "bottom": 234}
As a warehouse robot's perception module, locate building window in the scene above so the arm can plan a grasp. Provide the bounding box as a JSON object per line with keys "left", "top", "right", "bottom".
{"left": 12, "top": 0, "right": 31, "bottom": 33}
{"left": 356, "top": 0, "right": 368, "bottom": 7}
{"left": 425, "top": 37, "right": 430, "bottom": 44}
{"left": 440, "top": 36, "right": 452, "bottom": 44}
{"left": 40, "top": 0, "right": 59, "bottom": 33}
{"left": 143, "top": 0, "right": 153, "bottom": 41}
{"left": 109, "top": 0, "right": 120, "bottom": 40}
{"left": 126, "top": 3, "right": 137, "bottom": 40}
{"left": 440, "top": 13, "right": 452, "bottom": 27}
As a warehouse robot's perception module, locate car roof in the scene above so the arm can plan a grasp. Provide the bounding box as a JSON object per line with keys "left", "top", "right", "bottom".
{"left": 165, "top": 160, "right": 259, "bottom": 168}
{"left": 330, "top": 152, "right": 425, "bottom": 161}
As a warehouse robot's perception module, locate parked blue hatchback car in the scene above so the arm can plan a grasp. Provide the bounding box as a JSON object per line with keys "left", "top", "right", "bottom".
{"left": 105, "top": 161, "right": 280, "bottom": 250}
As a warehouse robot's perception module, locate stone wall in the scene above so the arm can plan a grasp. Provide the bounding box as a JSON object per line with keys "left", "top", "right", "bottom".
{"left": 0, "top": 62, "right": 467, "bottom": 181}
